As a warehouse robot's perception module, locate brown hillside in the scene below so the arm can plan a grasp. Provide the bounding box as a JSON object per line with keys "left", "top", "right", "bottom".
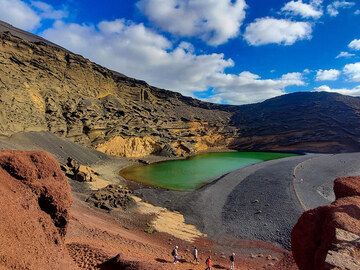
{"left": 1, "top": 20, "right": 360, "bottom": 155}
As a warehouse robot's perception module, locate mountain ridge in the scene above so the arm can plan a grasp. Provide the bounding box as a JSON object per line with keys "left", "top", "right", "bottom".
{"left": 1, "top": 20, "right": 360, "bottom": 155}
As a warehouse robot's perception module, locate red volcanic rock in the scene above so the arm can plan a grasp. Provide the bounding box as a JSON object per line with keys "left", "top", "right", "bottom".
{"left": 0, "top": 150, "right": 77, "bottom": 269}
{"left": 334, "top": 176, "right": 360, "bottom": 199}
{"left": 292, "top": 176, "right": 360, "bottom": 270}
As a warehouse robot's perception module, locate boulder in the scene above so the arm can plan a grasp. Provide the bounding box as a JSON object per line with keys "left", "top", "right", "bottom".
{"left": 334, "top": 176, "right": 360, "bottom": 199}
{"left": 291, "top": 176, "right": 360, "bottom": 270}
{"left": 86, "top": 184, "right": 135, "bottom": 211}
{"left": 75, "top": 165, "right": 95, "bottom": 182}
{"left": 0, "top": 150, "right": 77, "bottom": 269}
{"left": 324, "top": 228, "right": 360, "bottom": 270}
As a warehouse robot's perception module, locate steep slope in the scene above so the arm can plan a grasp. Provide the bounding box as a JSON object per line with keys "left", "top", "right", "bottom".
{"left": 1, "top": 20, "right": 360, "bottom": 155}
{"left": 0, "top": 21, "right": 237, "bottom": 157}
{"left": 231, "top": 92, "right": 360, "bottom": 152}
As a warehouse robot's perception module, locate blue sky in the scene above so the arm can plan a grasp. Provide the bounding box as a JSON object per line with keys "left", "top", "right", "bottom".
{"left": 0, "top": 0, "right": 360, "bottom": 104}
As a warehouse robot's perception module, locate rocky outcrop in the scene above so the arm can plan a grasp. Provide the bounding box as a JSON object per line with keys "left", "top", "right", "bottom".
{"left": 86, "top": 184, "right": 134, "bottom": 211}
{"left": 61, "top": 157, "right": 100, "bottom": 182}
{"left": 0, "top": 21, "right": 236, "bottom": 158}
{"left": 334, "top": 176, "right": 360, "bottom": 199}
{"left": 96, "top": 136, "right": 159, "bottom": 157}
{"left": 291, "top": 176, "right": 360, "bottom": 270}
{"left": 0, "top": 150, "right": 77, "bottom": 269}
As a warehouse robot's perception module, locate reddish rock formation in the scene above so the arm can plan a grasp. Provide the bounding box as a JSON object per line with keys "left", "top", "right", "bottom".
{"left": 291, "top": 176, "right": 360, "bottom": 270}
{"left": 0, "top": 150, "right": 77, "bottom": 269}
{"left": 334, "top": 176, "right": 360, "bottom": 199}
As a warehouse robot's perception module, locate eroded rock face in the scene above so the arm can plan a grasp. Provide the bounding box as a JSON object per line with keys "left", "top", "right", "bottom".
{"left": 0, "top": 150, "right": 77, "bottom": 269}
{"left": 0, "top": 25, "right": 236, "bottom": 157}
{"left": 291, "top": 176, "right": 360, "bottom": 270}
{"left": 3, "top": 21, "right": 360, "bottom": 156}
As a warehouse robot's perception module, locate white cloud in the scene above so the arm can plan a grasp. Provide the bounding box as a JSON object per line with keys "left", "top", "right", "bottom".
{"left": 314, "top": 85, "right": 360, "bottom": 96}
{"left": 42, "top": 19, "right": 304, "bottom": 105}
{"left": 349, "top": 39, "right": 360, "bottom": 50}
{"left": 343, "top": 62, "right": 360, "bottom": 82}
{"left": 281, "top": 0, "right": 323, "bottom": 19}
{"left": 137, "top": 0, "right": 247, "bottom": 46}
{"left": 31, "top": 1, "right": 68, "bottom": 20}
{"left": 0, "top": 0, "right": 40, "bottom": 31}
{"left": 355, "top": 9, "right": 360, "bottom": 15}
{"left": 336, "top": 51, "right": 355, "bottom": 58}
{"left": 244, "top": 17, "right": 312, "bottom": 46}
{"left": 315, "top": 69, "right": 341, "bottom": 81}
{"left": 0, "top": 0, "right": 67, "bottom": 31}
{"left": 42, "top": 20, "right": 231, "bottom": 94}
{"left": 203, "top": 72, "right": 305, "bottom": 104}
{"left": 327, "top": 1, "right": 355, "bottom": 16}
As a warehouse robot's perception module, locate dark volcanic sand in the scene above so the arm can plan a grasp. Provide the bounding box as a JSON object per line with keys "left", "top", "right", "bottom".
{"left": 136, "top": 153, "right": 360, "bottom": 249}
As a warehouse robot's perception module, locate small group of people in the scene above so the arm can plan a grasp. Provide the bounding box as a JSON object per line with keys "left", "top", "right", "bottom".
{"left": 172, "top": 246, "right": 236, "bottom": 269}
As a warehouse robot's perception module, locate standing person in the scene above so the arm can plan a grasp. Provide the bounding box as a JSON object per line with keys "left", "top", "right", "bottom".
{"left": 205, "top": 255, "right": 212, "bottom": 270}
{"left": 192, "top": 247, "right": 199, "bottom": 264}
{"left": 229, "top": 253, "right": 235, "bottom": 270}
{"left": 172, "top": 246, "right": 180, "bottom": 264}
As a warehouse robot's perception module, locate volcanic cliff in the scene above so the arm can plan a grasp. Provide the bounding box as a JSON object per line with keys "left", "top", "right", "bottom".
{"left": 292, "top": 176, "right": 360, "bottom": 270}
{"left": 1, "top": 20, "right": 360, "bottom": 157}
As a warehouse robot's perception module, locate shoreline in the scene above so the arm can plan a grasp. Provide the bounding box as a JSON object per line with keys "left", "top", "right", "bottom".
{"left": 118, "top": 150, "right": 301, "bottom": 191}
{"left": 134, "top": 152, "right": 360, "bottom": 249}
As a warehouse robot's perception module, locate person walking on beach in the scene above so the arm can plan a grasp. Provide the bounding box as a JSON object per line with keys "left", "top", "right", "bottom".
{"left": 192, "top": 247, "right": 199, "bottom": 264}
{"left": 172, "top": 246, "right": 180, "bottom": 264}
{"left": 205, "top": 255, "right": 212, "bottom": 270}
{"left": 229, "top": 253, "right": 235, "bottom": 270}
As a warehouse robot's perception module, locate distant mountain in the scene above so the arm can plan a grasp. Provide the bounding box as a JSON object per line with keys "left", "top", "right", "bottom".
{"left": 231, "top": 92, "right": 360, "bottom": 152}
{"left": 1, "top": 20, "right": 360, "bottom": 155}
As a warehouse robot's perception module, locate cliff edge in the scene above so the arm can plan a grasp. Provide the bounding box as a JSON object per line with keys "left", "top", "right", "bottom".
{"left": 291, "top": 176, "right": 360, "bottom": 270}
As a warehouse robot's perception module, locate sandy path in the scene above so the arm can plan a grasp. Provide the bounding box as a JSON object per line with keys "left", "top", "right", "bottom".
{"left": 294, "top": 152, "right": 360, "bottom": 210}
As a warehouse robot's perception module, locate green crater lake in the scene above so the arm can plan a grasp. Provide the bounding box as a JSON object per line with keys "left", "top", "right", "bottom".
{"left": 121, "top": 152, "right": 297, "bottom": 190}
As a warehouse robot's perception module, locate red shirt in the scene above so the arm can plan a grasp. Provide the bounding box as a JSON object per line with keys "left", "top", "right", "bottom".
{"left": 206, "top": 258, "right": 212, "bottom": 266}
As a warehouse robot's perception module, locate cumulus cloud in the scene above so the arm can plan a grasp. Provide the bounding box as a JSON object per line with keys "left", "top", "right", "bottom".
{"left": 31, "top": 1, "right": 68, "bottom": 20}
{"left": 327, "top": 1, "right": 355, "bottom": 16}
{"left": 0, "top": 0, "right": 67, "bottom": 31}
{"left": 0, "top": 0, "right": 40, "bottom": 31}
{"left": 42, "top": 19, "right": 304, "bottom": 104}
{"left": 314, "top": 85, "right": 360, "bottom": 96}
{"left": 281, "top": 0, "right": 323, "bottom": 19}
{"left": 42, "top": 20, "right": 233, "bottom": 94}
{"left": 202, "top": 72, "right": 305, "bottom": 104}
{"left": 315, "top": 69, "right": 341, "bottom": 81}
{"left": 349, "top": 39, "right": 360, "bottom": 50}
{"left": 355, "top": 9, "right": 360, "bottom": 15}
{"left": 244, "top": 17, "right": 312, "bottom": 46}
{"left": 336, "top": 51, "right": 355, "bottom": 58}
{"left": 137, "top": 0, "right": 247, "bottom": 46}
{"left": 343, "top": 62, "right": 360, "bottom": 82}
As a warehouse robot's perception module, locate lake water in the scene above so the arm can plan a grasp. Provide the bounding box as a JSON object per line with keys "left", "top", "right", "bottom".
{"left": 121, "top": 151, "right": 297, "bottom": 190}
